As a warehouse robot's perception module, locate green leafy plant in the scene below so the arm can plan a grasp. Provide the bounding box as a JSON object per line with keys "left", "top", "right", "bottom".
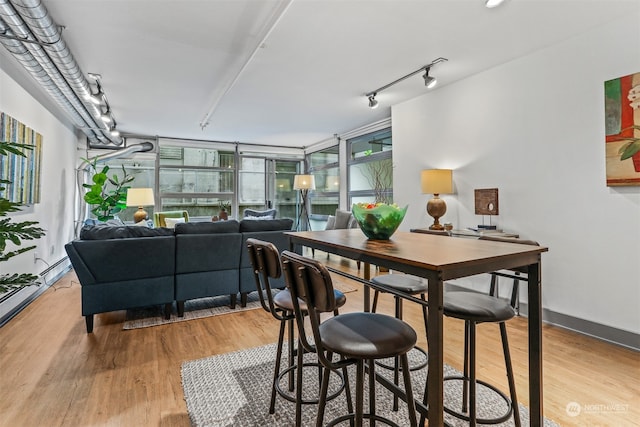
{"left": 82, "top": 157, "right": 135, "bottom": 221}
{"left": 618, "top": 125, "right": 640, "bottom": 160}
{"left": 218, "top": 200, "right": 231, "bottom": 213}
{"left": 0, "top": 141, "right": 46, "bottom": 293}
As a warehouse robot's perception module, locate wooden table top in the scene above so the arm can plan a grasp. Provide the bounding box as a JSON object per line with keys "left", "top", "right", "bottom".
{"left": 287, "top": 229, "right": 548, "bottom": 280}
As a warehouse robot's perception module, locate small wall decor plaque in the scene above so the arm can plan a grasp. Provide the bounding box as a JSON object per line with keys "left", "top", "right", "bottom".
{"left": 474, "top": 188, "right": 499, "bottom": 216}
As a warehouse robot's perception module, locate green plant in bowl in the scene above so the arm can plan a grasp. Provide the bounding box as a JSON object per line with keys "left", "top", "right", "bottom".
{"left": 352, "top": 203, "right": 408, "bottom": 240}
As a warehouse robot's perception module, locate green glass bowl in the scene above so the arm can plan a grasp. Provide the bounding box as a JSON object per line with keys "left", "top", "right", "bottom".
{"left": 352, "top": 203, "right": 408, "bottom": 240}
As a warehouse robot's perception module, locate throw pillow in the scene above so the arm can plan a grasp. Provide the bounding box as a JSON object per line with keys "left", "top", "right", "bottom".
{"left": 243, "top": 208, "right": 277, "bottom": 218}
{"left": 164, "top": 217, "right": 185, "bottom": 229}
{"left": 133, "top": 219, "right": 150, "bottom": 227}
{"left": 245, "top": 215, "right": 274, "bottom": 220}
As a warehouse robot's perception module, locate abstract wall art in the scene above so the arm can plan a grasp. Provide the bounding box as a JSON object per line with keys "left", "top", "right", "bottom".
{"left": 0, "top": 111, "right": 42, "bottom": 204}
{"left": 604, "top": 72, "right": 640, "bottom": 186}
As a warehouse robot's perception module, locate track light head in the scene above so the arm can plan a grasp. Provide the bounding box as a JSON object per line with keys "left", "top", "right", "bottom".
{"left": 485, "top": 0, "right": 506, "bottom": 8}
{"left": 109, "top": 125, "right": 120, "bottom": 137}
{"left": 423, "top": 68, "right": 437, "bottom": 89}
{"left": 368, "top": 94, "right": 379, "bottom": 109}
{"left": 89, "top": 88, "right": 104, "bottom": 105}
{"left": 100, "top": 107, "right": 112, "bottom": 123}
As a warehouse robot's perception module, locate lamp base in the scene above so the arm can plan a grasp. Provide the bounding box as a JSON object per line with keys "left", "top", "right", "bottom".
{"left": 427, "top": 195, "right": 447, "bottom": 231}
{"left": 133, "top": 207, "right": 148, "bottom": 223}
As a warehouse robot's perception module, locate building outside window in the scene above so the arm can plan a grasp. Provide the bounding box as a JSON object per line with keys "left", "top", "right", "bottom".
{"left": 347, "top": 127, "right": 393, "bottom": 206}
{"left": 308, "top": 144, "right": 339, "bottom": 219}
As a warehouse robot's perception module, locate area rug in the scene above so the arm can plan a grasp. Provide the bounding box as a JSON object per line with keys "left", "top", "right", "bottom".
{"left": 181, "top": 343, "right": 559, "bottom": 427}
{"left": 124, "top": 281, "right": 357, "bottom": 330}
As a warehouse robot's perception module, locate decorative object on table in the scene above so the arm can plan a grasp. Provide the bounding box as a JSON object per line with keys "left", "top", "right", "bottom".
{"left": 604, "top": 71, "right": 640, "bottom": 186}
{"left": 293, "top": 174, "right": 315, "bottom": 231}
{"left": 351, "top": 202, "right": 408, "bottom": 240}
{"left": 218, "top": 200, "right": 231, "bottom": 220}
{"left": 0, "top": 139, "right": 46, "bottom": 293}
{"left": 82, "top": 157, "right": 135, "bottom": 221}
{"left": 421, "top": 169, "right": 453, "bottom": 230}
{"left": 474, "top": 188, "right": 499, "bottom": 230}
{"left": 126, "top": 188, "right": 155, "bottom": 223}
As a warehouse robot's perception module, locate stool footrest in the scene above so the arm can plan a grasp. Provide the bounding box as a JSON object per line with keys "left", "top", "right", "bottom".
{"left": 276, "top": 362, "right": 345, "bottom": 405}
{"left": 442, "top": 375, "right": 514, "bottom": 425}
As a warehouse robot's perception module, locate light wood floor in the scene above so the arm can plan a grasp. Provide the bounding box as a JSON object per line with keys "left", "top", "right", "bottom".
{"left": 1, "top": 253, "right": 638, "bottom": 427}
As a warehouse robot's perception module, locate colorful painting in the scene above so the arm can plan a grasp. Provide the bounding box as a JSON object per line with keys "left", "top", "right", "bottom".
{"left": 0, "top": 111, "right": 42, "bottom": 204}
{"left": 604, "top": 72, "right": 640, "bottom": 186}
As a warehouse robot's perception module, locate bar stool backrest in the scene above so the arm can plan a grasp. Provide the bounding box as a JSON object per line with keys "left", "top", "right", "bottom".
{"left": 246, "top": 238, "right": 284, "bottom": 318}
{"left": 281, "top": 250, "right": 337, "bottom": 357}
{"left": 478, "top": 235, "right": 540, "bottom": 309}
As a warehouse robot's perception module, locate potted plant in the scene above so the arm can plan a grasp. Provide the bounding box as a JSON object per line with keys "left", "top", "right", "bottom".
{"left": 0, "top": 141, "right": 46, "bottom": 293}
{"left": 82, "top": 157, "right": 135, "bottom": 221}
{"left": 218, "top": 200, "right": 231, "bottom": 221}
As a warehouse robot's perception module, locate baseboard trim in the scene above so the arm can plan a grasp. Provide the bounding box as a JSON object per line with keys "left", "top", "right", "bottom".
{"left": 0, "top": 261, "right": 72, "bottom": 328}
{"left": 519, "top": 303, "right": 640, "bottom": 351}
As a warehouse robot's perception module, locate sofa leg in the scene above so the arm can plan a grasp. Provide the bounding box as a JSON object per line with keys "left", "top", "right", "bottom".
{"left": 240, "top": 293, "right": 248, "bottom": 308}
{"left": 164, "top": 303, "right": 172, "bottom": 319}
{"left": 231, "top": 293, "right": 237, "bottom": 309}
{"left": 177, "top": 301, "right": 185, "bottom": 317}
{"left": 85, "top": 315, "right": 94, "bottom": 333}
{"left": 357, "top": 261, "right": 361, "bottom": 270}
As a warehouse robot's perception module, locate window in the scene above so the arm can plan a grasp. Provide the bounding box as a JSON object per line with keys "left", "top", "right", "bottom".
{"left": 158, "top": 144, "right": 236, "bottom": 219}
{"left": 101, "top": 156, "right": 155, "bottom": 223}
{"left": 347, "top": 128, "right": 393, "bottom": 205}
{"left": 308, "top": 145, "right": 339, "bottom": 218}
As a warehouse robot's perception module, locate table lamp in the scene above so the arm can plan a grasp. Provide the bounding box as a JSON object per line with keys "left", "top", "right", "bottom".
{"left": 293, "top": 174, "right": 315, "bottom": 231}
{"left": 421, "top": 169, "right": 453, "bottom": 230}
{"left": 126, "top": 188, "right": 155, "bottom": 223}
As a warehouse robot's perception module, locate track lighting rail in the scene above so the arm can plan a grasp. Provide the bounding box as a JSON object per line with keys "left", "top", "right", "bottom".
{"left": 365, "top": 57, "right": 448, "bottom": 107}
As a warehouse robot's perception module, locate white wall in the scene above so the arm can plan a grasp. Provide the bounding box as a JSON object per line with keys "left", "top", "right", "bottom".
{"left": 393, "top": 14, "right": 640, "bottom": 335}
{"left": 0, "top": 67, "right": 79, "bottom": 313}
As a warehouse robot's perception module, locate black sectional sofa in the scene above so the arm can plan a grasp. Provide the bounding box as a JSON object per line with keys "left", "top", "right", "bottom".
{"left": 65, "top": 218, "right": 295, "bottom": 333}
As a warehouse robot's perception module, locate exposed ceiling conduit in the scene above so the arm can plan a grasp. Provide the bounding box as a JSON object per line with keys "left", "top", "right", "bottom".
{"left": 0, "top": 0, "right": 121, "bottom": 146}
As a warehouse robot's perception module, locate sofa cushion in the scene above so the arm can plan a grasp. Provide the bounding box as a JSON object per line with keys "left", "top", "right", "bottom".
{"left": 175, "top": 220, "right": 240, "bottom": 234}
{"left": 239, "top": 218, "right": 293, "bottom": 232}
{"left": 79, "top": 224, "right": 174, "bottom": 240}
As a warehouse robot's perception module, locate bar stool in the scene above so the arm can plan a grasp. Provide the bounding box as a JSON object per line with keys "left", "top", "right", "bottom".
{"left": 282, "top": 250, "right": 419, "bottom": 427}
{"left": 439, "top": 291, "right": 521, "bottom": 426}
{"left": 246, "top": 238, "right": 348, "bottom": 425}
{"left": 370, "top": 273, "right": 429, "bottom": 411}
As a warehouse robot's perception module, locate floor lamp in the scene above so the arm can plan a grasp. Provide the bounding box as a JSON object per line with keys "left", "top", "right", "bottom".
{"left": 293, "top": 174, "right": 315, "bottom": 231}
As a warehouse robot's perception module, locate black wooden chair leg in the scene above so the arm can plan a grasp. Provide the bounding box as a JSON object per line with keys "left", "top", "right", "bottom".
{"left": 177, "top": 301, "right": 185, "bottom": 317}
{"left": 85, "top": 315, "right": 94, "bottom": 333}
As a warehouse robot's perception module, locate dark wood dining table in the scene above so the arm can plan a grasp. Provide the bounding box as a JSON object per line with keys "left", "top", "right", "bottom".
{"left": 286, "top": 228, "right": 548, "bottom": 427}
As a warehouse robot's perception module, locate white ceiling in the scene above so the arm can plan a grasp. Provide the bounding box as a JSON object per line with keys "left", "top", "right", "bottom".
{"left": 7, "top": 0, "right": 640, "bottom": 148}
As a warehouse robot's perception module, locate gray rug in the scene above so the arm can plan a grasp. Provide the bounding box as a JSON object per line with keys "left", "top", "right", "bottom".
{"left": 181, "top": 343, "right": 558, "bottom": 427}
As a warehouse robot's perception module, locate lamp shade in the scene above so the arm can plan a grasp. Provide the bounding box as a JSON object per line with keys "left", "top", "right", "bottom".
{"left": 126, "top": 188, "right": 155, "bottom": 207}
{"left": 421, "top": 169, "right": 453, "bottom": 194}
{"left": 293, "top": 174, "right": 315, "bottom": 190}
